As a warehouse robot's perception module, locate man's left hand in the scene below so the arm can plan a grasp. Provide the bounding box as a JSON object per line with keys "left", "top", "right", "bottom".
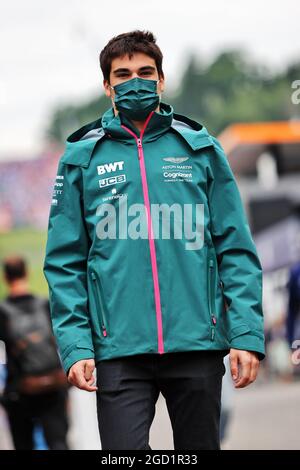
{"left": 229, "top": 349, "right": 260, "bottom": 388}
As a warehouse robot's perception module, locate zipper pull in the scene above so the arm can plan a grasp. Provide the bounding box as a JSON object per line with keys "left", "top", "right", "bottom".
{"left": 211, "top": 327, "right": 215, "bottom": 341}
{"left": 137, "top": 138, "right": 142, "bottom": 160}
{"left": 211, "top": 315, "right": 217, "bottom": 325}
{"left": 102, "top": 326, "right": 107, "bottom": 337}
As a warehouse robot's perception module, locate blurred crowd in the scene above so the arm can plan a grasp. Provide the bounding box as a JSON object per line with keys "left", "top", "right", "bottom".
{"left": 0, "top": 150, "right": 61, "bottom": 231}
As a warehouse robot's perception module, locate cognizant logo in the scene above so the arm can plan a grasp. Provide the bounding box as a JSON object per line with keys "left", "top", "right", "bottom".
{"left": 95, "top": 195, "right": 204, "bottom": 251}
{"left": 163, "top": 172, "right": 192, "bottom": 179}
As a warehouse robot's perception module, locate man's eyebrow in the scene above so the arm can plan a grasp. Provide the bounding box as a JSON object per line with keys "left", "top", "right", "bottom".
{"left": 112, "top": 66, "right": 156, "bottom": 75}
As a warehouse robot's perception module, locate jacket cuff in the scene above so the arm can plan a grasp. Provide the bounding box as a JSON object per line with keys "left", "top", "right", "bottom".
{"left": 230, "top": 331, "right": 266, "bottom": 361}
{"left": 61, "top": 345, "right": 95, "bottom": 376}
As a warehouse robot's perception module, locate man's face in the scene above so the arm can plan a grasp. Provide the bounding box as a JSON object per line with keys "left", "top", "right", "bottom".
{"left": 103, "top": 52, "right": 165, "bottom": 115}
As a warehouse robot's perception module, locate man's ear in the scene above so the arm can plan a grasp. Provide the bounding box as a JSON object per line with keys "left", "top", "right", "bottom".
{"left": 159, "top": 76, "right": 165, "bottom": 94}
{"left": 103, "top": 79, "right": 111, "bottom": 98}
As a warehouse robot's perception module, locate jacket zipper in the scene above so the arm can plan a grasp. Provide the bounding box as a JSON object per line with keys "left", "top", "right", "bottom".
{"left": 208, "top": 257, "right": 217, "bottom": 341}
{"left": 121, "top": 112, "right": 165, "bottom": 354}
{"left": 91, "top": 271, "right": 108, "bottom": 337}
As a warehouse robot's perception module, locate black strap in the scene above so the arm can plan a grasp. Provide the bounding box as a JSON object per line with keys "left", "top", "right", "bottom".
{"left": 0, "top": 296, "right": 46, "bottom": 318}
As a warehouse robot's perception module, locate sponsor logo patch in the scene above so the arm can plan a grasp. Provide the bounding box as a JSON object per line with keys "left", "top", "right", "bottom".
{"left": 99, "top": 174, "right": 126, "bottom": 188}
{"left": 162, "top": 157, "right": 189, "bottom": 163}
{"left": 51, "top": 175, "right": 64, "bottom": 204}
{"left": 97, "top": 161, "right": 124, "bottom": 175}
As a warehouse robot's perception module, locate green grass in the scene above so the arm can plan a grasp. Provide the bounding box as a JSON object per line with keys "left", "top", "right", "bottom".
{"left": 0, "top": 227, "right": 49, "bottom": 300}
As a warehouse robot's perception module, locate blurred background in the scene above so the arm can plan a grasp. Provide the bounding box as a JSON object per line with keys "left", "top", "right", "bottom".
{"left": 1, "top": 0, "right": 300, "bottom": 450}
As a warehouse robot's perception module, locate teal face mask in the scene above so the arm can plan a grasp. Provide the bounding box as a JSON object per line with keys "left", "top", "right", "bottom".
{"left": 110, "top": 77, "right": 161, "bottom": 120}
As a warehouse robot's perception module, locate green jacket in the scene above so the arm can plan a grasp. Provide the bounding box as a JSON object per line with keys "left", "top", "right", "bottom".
{"left": 43, "top": 101, "right": 265, "bottom": 374}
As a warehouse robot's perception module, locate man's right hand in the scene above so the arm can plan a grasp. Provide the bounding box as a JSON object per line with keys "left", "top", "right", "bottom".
{"left": 67, "top": 359, "right": 98, "bottom": 392}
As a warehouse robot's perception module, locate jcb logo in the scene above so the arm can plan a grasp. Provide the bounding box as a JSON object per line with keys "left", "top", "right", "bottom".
{"left": 97, "top": 161, "right": 124, "bottom": 175}
{"left": 99, "top": 174, "right": 126, "bottom": 188}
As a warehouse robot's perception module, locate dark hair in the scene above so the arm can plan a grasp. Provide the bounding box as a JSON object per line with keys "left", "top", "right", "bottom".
{"left": 99, "top": 30, "right": 164, "bottom": 83}
{"left": 2, "top": 255, "right": 27, "bottom": 282}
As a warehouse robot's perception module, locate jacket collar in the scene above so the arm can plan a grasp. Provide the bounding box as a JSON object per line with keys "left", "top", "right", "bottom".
{"left": 60, "top": 101, "right": 214, "bottom": 167}
{"left": 101, "top": 101, "right": 174, "bottom": 144}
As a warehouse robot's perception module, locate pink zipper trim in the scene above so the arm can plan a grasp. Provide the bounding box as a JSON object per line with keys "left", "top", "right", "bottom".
{"left": 121, "top": 112, "right": 165, "bottom": 354}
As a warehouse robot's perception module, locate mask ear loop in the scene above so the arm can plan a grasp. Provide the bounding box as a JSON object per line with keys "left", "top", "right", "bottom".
{"left": 109, "top": 84, "right": 115, "bottom": 106}
{"left": 157, "top": 79, "right": 162, "bottom": 103}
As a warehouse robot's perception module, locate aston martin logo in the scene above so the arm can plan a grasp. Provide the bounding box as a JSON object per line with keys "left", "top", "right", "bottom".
{"left": 162, "top": 157, "right": 190, "bottom": 163}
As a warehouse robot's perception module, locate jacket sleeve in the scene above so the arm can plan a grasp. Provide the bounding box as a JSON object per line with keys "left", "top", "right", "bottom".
{"left": 207, "top": 136, "right": 265, "bottom": 360}
{"left": 43, "top": 157, "right": 94, "bottom": 375}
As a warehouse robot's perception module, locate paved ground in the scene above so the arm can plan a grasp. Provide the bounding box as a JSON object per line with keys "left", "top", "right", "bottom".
{"left": 150, "top": 380, "right": 300, "bottom": 450}
{"left": 221, "top": 379, "right": 300, "bottom": 450}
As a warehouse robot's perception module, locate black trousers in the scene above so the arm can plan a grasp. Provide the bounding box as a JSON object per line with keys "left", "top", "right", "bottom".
{"left": 3, "top": 388, "right": 69, "bottom": 450}
{"left": 96, "top": 349, "right": 226, "bottom": 450}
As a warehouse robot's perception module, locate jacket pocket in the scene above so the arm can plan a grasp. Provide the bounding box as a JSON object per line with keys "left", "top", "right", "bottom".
{"left": 90, "top": 270, "right": 109, "bottom": 338}
{"left": 207, "top": 251, "right": 217, "bottom": 341}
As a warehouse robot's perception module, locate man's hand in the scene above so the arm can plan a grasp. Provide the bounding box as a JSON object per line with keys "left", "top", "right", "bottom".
{"left": 229, "top": 349, "right": 260, "bottom": 388}
{"left": 67, "top": 359, "right": 98, "bottom": 392}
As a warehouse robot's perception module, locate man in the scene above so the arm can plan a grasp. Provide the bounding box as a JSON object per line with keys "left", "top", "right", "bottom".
{"left": 0, "top": 256, "right": 69, "bottom": 450}
{"left": 286, "top": 261, "right": 300, "bottom": 348}
{"left": 43, "top": 30, "right": 265, "bottom": 450}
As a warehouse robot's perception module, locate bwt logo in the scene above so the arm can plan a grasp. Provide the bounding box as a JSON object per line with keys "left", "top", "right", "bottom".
{"left": 99, "top": 174, "right": 126, "bottom": 188}
{"left": 97, "top": 161, "right": 124, "bottom": 175}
